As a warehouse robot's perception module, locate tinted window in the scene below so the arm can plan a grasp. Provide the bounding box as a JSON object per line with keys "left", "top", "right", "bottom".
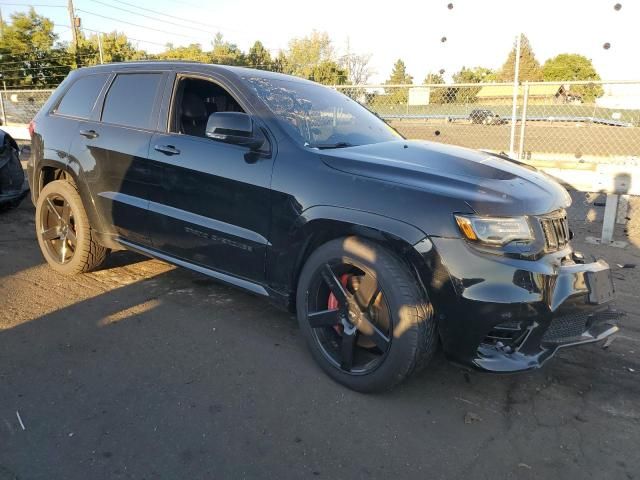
{"left": 55, "top": 74, "right": 109, "bottom": 119}
{"left": 101, "top": 73, "right": 162, "bottom": 129}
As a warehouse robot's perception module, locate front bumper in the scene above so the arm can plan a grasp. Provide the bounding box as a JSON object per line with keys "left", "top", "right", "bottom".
{"left": 417, "top": 238, "right": 621, "bottom": 373}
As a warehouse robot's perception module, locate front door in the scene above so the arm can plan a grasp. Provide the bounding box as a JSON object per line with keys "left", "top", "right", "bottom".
{"left": 147, "top": 75, "right": 273, "bottom": 283}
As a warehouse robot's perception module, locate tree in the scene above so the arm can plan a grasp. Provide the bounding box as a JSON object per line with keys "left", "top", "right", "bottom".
{"left": 78, "top": 31, "right": 146, "bottom": 65}
{"left": 210, "top": 32, "right": 245, "bottom": 65}
{"left": 423, "top": 72, "right": 447, "bottom": 103}
{"left": 309, "top": 60, "right": 347, "bottom": 85}
{"left": 0, "top": 8, "right": 71, "bottom": 87}
{"left": 281, "top": 31, "right": 346, "bottom": 84}
{"left": 386, "top": 59, "right": 413, "bottom": 85}
{"left": 452, "top": 66, "right": 495, "bottom": 83}
{"left": 447, "top": 66, "right": 495, "bottom": 103}
{"left": 382, "top": 59, "right": 413, "bottom": 105}
{"left": 340, "top": 52, "right": 373, "bottom": 85}
{"left": 247, "top": 40, "right": 271, "bottom": 69}
{"left": 156, "top": 43, "right": 209, "bottom": 62}
{"left": 496, "top": 34, "right": 543, "bottom": 82}
{"left": 285, "top": 31, "right": 334, "bottom": 78}
{"left": 543, "top": 53, "right": 603, "bottom": 102}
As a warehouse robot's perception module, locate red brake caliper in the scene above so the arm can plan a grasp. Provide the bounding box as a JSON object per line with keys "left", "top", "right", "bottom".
{"left": 328, "top": 274, "right": 350, "bottom": 334}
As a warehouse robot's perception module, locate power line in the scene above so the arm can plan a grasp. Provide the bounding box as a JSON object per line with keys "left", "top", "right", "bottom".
{"left": 88, "top": 0, "right": 219, "bottom": 34}
{"left": 0, "top": 3, "right": 66, "bottom": 7}
{"left": 75, "top": 8, "right": 208, "bottom": 40}
{"left": 80, "top": 26, "right": 169, "bottom": 48}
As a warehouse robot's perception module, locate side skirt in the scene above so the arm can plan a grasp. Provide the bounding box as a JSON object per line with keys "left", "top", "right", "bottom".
{"left": 118, "top": 239, "right": 269, "bottom": 297}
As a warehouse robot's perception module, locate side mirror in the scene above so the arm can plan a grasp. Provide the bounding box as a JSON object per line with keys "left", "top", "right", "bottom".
{"left": 205, "top": 112, "right": 264, "bottom": 150}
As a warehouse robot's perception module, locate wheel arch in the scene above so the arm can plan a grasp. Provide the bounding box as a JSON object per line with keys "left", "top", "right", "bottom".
{"left": 34, "top": 159, "right": 106, "bottom": 245}
{"left": 281, "top": 206, "right": 432, "bottom": 311}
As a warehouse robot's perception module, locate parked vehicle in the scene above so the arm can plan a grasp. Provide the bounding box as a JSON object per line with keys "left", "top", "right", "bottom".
{"left": 27, "top": 63, "right": 619, "bottom": 392}
{"left": 0, "top": 129, "right": 29, "bottom": 211}
{"left": 470, "top": 108, "right": 507, "bottom": 125}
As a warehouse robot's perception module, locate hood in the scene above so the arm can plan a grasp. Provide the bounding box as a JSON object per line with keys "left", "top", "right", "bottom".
{"left": 319, "top": 140, "right": 571, "bottom": 216}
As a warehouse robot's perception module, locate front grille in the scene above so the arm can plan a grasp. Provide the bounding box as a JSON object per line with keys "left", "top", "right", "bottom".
{"left": 542, "top": 309, "right": 619, "bottom": 344}
{"left": 539, "top": 211, "right": 570, "bottom": 251}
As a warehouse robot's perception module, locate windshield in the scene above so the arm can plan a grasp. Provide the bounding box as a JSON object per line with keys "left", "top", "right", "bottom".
{"left": 245, "top": 76, "right": 402, "bottom": 148}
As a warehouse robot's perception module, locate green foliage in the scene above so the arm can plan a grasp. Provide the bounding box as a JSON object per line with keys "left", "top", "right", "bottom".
{"left": 423, "top": 72, "right": 447, "bottom": 104}
{"left": 281, "top": 31, "right": 347, "bottom": 84}
{"left": 79, "top": 31, "right": 147, "bottom": 65}
{"left": 247, "top": 41, "right": 271, "bottom": 69}
{"left": 543, "top": 53, "right": 603, "bottom": 102}
{"left": 496, "top": 34, "right": 543, "bottom": 82}
{"left": 155, "top": 43, "right": 209, "bottom": 62}
{"left": 443, "top": 66, "right": 496, "bottom": 104}
{"left": 0, "top": 8, "right": 71, "bottom": 87}
{"left": 383, "top": 59, "right": 413, "bottom": 104}
{"left": 209, "top": 33, "right": 245, "bottom": 65}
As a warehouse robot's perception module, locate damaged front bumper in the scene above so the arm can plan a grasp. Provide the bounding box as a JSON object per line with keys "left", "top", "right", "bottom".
{"left": 422, "top": 238, "right": 621, "bottom": 373}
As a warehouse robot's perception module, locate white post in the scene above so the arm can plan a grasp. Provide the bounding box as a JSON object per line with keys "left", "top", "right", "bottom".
{"left": 0, "top": 91, "right": 6, "bottom": 126}
{"left": 508, "top": 33, "right": 521, "bottom": 157}
{"left": 518, "top": 81, "right": 529, "bottom": 160}
{"left": 601, "top": 193, "right": 619, "bottom": 244}
{"left": 97, "top": 33, "right": 104, "bottom": 64}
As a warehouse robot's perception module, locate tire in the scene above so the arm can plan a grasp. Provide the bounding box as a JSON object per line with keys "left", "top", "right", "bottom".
{"left": 296, "top": 236, "right": 438, "bottom": 392}
{"left": 35, "top": 179, "right": 107, "bottom": 275}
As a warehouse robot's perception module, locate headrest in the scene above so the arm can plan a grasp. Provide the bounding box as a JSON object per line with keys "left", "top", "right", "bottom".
{"left": 181, "top": 92, "right": 207, "bottom": 119}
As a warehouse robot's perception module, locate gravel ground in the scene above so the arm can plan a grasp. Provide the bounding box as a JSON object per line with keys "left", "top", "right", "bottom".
{"left": 1, "top": 197, "right": 639, "bottom": 480}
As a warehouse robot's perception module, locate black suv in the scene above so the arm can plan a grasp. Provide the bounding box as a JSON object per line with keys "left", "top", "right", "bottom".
{"left": 28, "top": 63, "right": 619, "bottom": 391}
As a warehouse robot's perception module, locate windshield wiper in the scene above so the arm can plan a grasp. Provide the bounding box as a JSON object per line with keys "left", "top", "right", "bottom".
{"left": 307, "top": 142, "right": 357, "bottom": 150}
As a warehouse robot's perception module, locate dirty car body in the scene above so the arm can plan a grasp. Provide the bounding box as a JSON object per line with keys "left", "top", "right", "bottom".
{"left": 28, "top": 62, "right": 619, "bottom": 377}
{"left": 0, "top": 129, "right": 29, "bottom": 209}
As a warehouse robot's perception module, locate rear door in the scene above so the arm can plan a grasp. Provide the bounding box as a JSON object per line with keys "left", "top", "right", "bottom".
{"left": 69, "top": 71, "right": 167, "bottom": 246}
{"left": 147, "top": 72, "right": 274, "bottom": 283}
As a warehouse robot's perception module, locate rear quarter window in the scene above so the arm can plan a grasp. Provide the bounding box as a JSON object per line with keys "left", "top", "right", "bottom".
{"left": 54, "top": 73, "right": 109, "bottom": 119}
{"left": 101, "top": 73, "right": 163, "bottom": 129}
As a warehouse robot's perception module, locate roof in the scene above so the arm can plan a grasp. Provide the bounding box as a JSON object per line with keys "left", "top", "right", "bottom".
{"left": 76, "top": 61, "right": 312, "bottom": 84}
{"left": 475, "top": 84, "right": 564, "bottom": 98}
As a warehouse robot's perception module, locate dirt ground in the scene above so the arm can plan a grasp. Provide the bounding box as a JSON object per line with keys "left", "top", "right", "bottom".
{"left": 1, "top": 197, "right": 639, "bottom": 480}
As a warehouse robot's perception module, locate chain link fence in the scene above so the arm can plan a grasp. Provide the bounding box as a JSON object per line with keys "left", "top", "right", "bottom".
{"left": 334, "top": 80, "right": 640, "bottom": 162}
{"left": 0, "top": 89, "right": 54, "bottom": 126}
{"left": 2, "top": 82, "right": 639, "bottom": 244}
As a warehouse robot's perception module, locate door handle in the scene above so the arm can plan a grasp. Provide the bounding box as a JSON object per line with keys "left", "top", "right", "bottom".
{"left": 154, "top": 144, "right": 181, "bottom": 156}
{"left": 79, "top": 129, "right": 98, "bottom": 139}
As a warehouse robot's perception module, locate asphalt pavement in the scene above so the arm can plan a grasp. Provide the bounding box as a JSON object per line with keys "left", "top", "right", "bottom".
{"left": 1, "top": 200, "right": 639, "bottom": 480}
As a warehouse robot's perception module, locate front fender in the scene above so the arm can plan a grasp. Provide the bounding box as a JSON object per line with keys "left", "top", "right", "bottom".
{"left": 265, "top": 204, "right": 431, "bottom": 309}
{"left": 301, "top": 205, "right": 428, "bottom": 246}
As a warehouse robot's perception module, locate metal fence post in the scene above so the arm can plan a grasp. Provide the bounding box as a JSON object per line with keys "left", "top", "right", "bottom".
{"left": 508, "top": 33, "right": 522, "bottom": 157}
{"left": 0, "top": 91, "right": 6, "bottom": 126}
{"left": 601, "top": 194, "right": 619, "bottom": 244}
{"left": 517, "top": 82, "right": 529, "bottom": 160}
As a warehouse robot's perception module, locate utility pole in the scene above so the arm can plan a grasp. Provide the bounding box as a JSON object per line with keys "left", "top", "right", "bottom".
{"left": 0, "top": 8, "right": 4, "bottom": 39}
{"left": 508, "top": 33, "right": 522, "bottom": 157}
{"left": 67, "top": 0, "right": 78, "bottom": 68}
{"left": 97, "top": 33, "right": 104, "bottom": 64}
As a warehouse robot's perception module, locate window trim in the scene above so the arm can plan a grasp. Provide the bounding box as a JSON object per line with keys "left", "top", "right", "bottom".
{"left": 166, "top": 73, "right": 250, "bottom": 137}
{"left": 49, "top": 72, "right": 111, "bottom": 121}
{"left": 98, "top": 71, "right": 167, "bottom": 132}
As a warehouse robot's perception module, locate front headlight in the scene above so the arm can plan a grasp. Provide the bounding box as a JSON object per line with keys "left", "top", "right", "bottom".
{"left": 455, "top": 215, "right": 533, "bottom": 246}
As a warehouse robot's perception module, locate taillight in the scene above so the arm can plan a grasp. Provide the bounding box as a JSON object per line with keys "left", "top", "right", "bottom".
{"left": 28, "top": 120, "right": 35, "bottom": 138}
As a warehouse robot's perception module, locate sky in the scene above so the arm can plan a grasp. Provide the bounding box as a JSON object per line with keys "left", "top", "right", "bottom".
{"left": 2, "top": 0, "right": 639, "bottom": 83}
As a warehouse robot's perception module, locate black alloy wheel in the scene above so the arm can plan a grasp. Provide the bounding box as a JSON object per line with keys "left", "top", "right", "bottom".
{"left": 306, "top": 262, "right": 392, "bottom": 375}
{"left": 39, "top": 192, "right": 78, "bottom": 264}
{"left": 297, "top": 237, "right": 438, "bottom": 392}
